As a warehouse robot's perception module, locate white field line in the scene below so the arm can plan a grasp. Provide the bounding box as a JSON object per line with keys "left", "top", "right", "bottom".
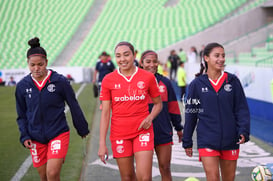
{"left": 11, "top": 83, "right": 86, "bottom": 181}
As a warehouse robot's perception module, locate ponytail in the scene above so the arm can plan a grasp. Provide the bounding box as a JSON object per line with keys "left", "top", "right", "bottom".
{"left": 195, "top": 42, "right": 224, "bottom": 77}
{"left": 195, "top": 57, "right": 207, "bottom": 77}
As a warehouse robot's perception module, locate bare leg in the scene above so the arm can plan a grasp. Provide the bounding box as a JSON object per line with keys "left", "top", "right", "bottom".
{"left": 46, "top": 158, "right": 64, "bottom": 181}
{"left": 135, "top": 150, "right": 153, "bottom": 181}
{"left": 220, "top": 159, "right": 237, "bottom": 181}
{"left": 201, "top": 156, "right": 220, "bottom": 181}
{"left": 116, "top": 156, "right": 136, "bottom": 181}
{"left": 155, "top": 144, "right": 172, "bottom": 181}
{"left": 36, "top": 163, "right": 47, "bottom": 181}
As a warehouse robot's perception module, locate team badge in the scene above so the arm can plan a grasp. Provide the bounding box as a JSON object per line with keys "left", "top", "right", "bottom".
{"left": 159, "top": 85, "right": 165, "bottom": 93}
{"left": 116, "top": 145, "right": 124, "bottom": 154}
{"left": 137, "top": 81, "right": 145, "bottom": 89}
{"left": 224, "top": 84, "right": 232, "bottom": 92}
{"left": 47, "top": 84, "right": 56, "bottom": 92}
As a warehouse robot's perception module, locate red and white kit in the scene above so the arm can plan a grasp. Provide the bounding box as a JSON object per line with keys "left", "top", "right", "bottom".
{"left": 100, "top": 67, "right": 160, "bottom": 157}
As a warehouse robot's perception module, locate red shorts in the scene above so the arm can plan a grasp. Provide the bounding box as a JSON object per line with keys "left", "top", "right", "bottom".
{"left": 111, "top": 130, "right": 154, "bottom": 158}
{"left": 198, "top": 148, "right": 239, "bottom": 161}
{"left": 156, "top": 142, "right": 173, "bottom": 147}
{"left": 30, "top": 131, "right": 70, "bottom": 167}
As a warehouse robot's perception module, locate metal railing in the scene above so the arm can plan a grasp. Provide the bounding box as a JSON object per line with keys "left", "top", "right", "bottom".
{"left": 255, "top": 55, "right": 273, "bottom": 67}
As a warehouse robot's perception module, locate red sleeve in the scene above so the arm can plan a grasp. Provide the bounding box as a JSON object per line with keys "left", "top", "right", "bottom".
{"left": 99, "top": 76, "right": 111, "bottom": 101}
{"left": 148, "top": 75, "right": 160, "bottom": 98}
{"left": 168, "top": 101, "right": 181, "bottom": 114}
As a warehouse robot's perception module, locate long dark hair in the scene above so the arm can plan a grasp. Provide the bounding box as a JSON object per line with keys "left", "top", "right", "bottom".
{"left": 27, "top": 37, "right": 47, "bottom": 59}
{"left": 195, "top": 42, "right": 224, "bottom": 77}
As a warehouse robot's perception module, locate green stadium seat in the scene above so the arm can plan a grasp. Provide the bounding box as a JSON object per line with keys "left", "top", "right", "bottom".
{"left": 65, "top": 0, "right": 247, "bottom": 67}
{"left": 1, "top": 0, "right": 250, "bottom": 68}
{"left": 0, "top": 0, "right": 95, "bottom": 69}
{"left": 266, "top": 42, "right": 273, "bottom": 50}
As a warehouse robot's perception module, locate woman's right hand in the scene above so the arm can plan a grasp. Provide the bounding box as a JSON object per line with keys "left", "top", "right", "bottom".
{"left": 98, "top": 144, "right": 108, "bottom": 164}
{"left": 184, "top": 148, "right": 193, "bottom": 157}
{"left": 23, "top": 139, "right": 33, "bottom": 149}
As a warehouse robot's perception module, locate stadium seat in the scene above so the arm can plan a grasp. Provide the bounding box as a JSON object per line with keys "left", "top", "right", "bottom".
{"left": 0, "top": 0, "right": 94, "bottom": 69}
{"left": 67, "top": 0, "right": 247, "bottom": 67}
{"left": 4, "top": 0, "right": 268, "bottom": 68}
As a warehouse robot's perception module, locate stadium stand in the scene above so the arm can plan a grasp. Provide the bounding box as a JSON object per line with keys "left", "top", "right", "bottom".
{"left": 67, "top": 0, "right": 248, "bottom": 67}
{"left": 236, "top": 31, "right": 273, "bottom": 66}
{"left": 0, "top": 0, "right": 270, "bottom": 69}
{"left": 232, "top": 0, "right": 270, "bottom": 15}
{"left": 0, "top": 0, "right": 94, "bottom": 69}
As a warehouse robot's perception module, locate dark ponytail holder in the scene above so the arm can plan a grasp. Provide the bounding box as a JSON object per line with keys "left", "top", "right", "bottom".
{"left": 195, "top": 57, "right": 207, "bottom": 77}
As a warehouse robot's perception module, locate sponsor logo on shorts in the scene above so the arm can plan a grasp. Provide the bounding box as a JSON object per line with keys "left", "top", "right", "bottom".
{"left": 51, "top": 140, "right": 61, "bottom": 154}
{"left": 116, "top": 140, "right": 123, "bottom": 144}
{"left": 139, "top": 133, "right": 150, "bottom": 147}
{"left": 232, "top": 150, "right": 237, "bottom": 156}
{"left": 205, "top": 148, "right": 213, "bottom": 152}
{"left": 116, "top": 145, "right": 124, "bottom": 154}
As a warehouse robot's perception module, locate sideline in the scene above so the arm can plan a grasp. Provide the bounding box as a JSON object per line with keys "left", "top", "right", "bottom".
{"left": 11, "top": 83, "right": 86, "bottom": 181}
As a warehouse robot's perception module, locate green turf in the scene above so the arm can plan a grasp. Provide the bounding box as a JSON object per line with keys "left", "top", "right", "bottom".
{"left": 0, "top": 83, "right": 96, "bottom": 180}
{"left": 0, "top": 86, "right": 30, "bottom": 180}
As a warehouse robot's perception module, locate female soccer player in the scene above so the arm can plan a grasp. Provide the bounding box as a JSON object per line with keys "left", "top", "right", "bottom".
{"left": 140, "top": 50, "right": 183, "bottom": 181}
{"left": 182, "top": 42, "right": 250, "bottom": 181}
{"left": 15, "top": 37, "right": 89, "bottom": 181}
{"left": 98, "top": 42, "right": 162, "bottom": 181}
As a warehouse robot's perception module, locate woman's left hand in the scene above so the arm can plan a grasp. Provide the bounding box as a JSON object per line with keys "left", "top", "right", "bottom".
{"left": 185, "top": 148, "right": 193, "bottom": 157}
{"left": 81, "top": 133, "right": 89, "bottom": 139}
{"left": 138, "top": 116, "right": 153, "bottom": 130}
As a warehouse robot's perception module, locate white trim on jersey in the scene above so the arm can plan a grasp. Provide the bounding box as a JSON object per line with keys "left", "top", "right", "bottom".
{"left": 117, "top": 67, "right": 138, "bottom": 82}
{"left": 209, "top": 71, "right": 224, "bottom": 86}
{"left": 31, "top": 70, "right": 52, "bottom": 88}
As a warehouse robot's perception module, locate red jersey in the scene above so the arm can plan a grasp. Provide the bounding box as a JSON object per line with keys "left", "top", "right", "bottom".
{"left": 209, "top": 72, "right": 228, "bottom": 92}
{"left": 100, "top": 67, "right": 160, "bottom": 140}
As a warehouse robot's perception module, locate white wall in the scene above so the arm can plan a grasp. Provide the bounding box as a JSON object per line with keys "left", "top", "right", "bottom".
{"left": 0, "top": 66, "right": 92, "bottom": 85}
{"left": 225, "top": 65, "right": 273, "bottom": 103}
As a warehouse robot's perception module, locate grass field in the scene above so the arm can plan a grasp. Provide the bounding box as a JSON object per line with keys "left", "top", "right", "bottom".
{"left": 0, "top": 83, "right": 96, "bottom": 180}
